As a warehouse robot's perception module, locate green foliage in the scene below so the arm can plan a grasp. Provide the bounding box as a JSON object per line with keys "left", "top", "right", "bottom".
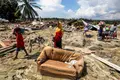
{"left": 0, "top": 0, "right": 20, "bottom": 22}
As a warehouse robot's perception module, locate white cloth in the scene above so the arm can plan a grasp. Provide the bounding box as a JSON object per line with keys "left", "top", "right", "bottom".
{"left": 65, "top": 60, "right": 78, "bottom": 68}
{"left": 103, "top": 27, "right": 106, "bottom": 32}
{"left": 110, "top": 25, "right": 117, "bottom": 32}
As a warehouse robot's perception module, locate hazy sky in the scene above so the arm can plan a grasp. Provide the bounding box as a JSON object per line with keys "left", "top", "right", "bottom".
{"left": 34, "top": 0, "right": 120, "bottom": 19}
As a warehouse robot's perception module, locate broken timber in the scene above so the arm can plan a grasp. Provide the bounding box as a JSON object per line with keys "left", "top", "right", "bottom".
{"left": 0, "top": 43, "right": 16, "bottom": 56}
{"left": 63, "top": 29, "right": 72, "bottom": 32}
{"left": 0, "top": 40, "right": 6, "bottom": 48}
{"left": 64, "top": 46, "right": 120, "bottom": 72}
{"left": 90, "top": 54, "right": 120, "bottom": 72}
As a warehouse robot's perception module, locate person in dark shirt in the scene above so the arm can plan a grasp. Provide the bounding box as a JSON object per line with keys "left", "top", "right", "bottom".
{"left": 98, "top": 21, "right": 105, "bottom": 40}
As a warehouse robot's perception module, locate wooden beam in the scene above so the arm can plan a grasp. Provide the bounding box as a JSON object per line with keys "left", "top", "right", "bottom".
{"left": 0, "top": 40, "right": 7, "bottom": 48}
{"left": 64, "top": 46, "right": 120, "bottom": 72}
{"left": 90, "top": 54, "right": 120, "bottom": 72}
{"left": 0, "top": 48, "right": 16, "bottom": 57}
{"left": 0, "top": 43, "right": 16, "bottom": 53}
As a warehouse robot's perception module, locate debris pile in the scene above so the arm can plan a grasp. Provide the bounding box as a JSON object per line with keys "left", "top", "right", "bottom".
{"left": 63, "top": 32, "right": 87, "bottom": 47}
{"left": 0, "top": 25, "right": 8, "bottom": 31}
{"left": 81, "top": 55, "right": 120, "bottom": 80}
{"left": 63, "top": 25, "right": 77, "bottom": 32}
{"left": 0, "top": 22, "right": 120, "bottom": 80}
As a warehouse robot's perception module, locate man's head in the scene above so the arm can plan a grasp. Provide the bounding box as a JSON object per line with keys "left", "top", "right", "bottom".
{"left": 114, "top": 22, "right": 117, "bottom": 26}
{"left": 99, "top": 21, "right": 105, "bottom": 27}
{"left": 13, "top": 27, "right": 21, "bottom": 35}
{"left": 57, "top": 21, "right": 62, "bottom": 29}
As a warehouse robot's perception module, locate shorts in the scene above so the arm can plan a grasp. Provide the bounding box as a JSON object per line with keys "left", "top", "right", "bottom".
{"left": 16, "top": 47, "right": 25, "bottom": 52}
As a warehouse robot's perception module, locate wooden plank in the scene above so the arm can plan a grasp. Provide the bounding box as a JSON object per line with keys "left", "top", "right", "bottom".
{"left": 0, "top": 45, "right": 13, "bottom": 51}
{"left": 0, "top": 46, "right": 13, "bottom": 53}
{"left": 0, "top": 43, "right": 16, "bottom": 53}
{"left": 90, "top": 54, "right": 120, "bottom": 72}
{"left": 64, "top": 46, "right": 120, "bottom": 71}
{"left": 0, "top": 48, "right": 16, "bottom": 57}
{"left": 0, "top": 40, "right": 7, "bottom": 48}
{"left": 0, "top": 43, "right": 15, "bottom": 50}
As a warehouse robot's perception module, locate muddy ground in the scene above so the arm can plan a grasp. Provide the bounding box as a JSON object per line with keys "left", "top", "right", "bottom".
{"left": 0, "top": 24, "right": 120, "bottom": 80}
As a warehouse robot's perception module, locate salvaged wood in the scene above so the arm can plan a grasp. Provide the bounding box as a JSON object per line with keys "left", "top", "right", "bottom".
{"left": 90, "top": 54, "right": 120, "bottom": 72}
{"left": 0, "top": 48, "right": 16, "bottom": 56}
{"left": 0, "top": 43, "right": 16, "bottom": 56}
{"left": 0, "top": 40, "right": 6, "bottom": 47}
{"left": 0, "top": 46, "right": 13, "bottom": 53}
{"left": 63, "top": 29, "right": 72, "bottom": 32}
{"left": 64, "top": 46, "right": 120, "bottom": 72}
{"left": 0, "top": 40, "right": 13, "bottom": 48}
{"left": 0, "top": 43, "right": 15, "bottom": 50}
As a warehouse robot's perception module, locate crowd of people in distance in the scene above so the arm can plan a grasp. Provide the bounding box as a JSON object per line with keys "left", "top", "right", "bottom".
{"left": 98, "top": 21, "right": 117, "bottom": 41}
{"left": 83, "top": 21, "right": 118, "bottom": 41}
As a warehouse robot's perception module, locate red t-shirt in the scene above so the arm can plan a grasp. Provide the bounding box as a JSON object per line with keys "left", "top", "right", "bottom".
{"left": 55, "top": 30, "right": 62, "bottom": 42}
{"left": 16, "top": 32, "right": 24, "bottom": 48}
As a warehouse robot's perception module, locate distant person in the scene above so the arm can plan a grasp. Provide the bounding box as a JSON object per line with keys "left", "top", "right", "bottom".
{"left": 13, "top": 25, "right": 29, "bottom": 60}
{"left": 83, "top": 24, "right": 89, "bottom": 36}
{"left": 98, "top": 21, "right": 105, "bottom": 40}
{"left": 110, "top": 22, "right": 117, "bottom": 39}
{"left": 103, "top": 26, "right": 110, "bottom": 40}
{"left": 53, "top": 21, "right": 63, "bottom": 48}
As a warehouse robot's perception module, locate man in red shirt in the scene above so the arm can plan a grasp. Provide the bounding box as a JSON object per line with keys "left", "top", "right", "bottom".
{"left": 13, "top": 26, "right": 29, "bottom": 60}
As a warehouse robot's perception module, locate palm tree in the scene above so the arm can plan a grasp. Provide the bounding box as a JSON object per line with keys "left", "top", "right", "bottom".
{"left": 16, "top": 0, "right": 42, "bottom": 20}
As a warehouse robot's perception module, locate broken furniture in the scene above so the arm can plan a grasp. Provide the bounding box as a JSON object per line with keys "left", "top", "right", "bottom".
{"left": 37, "top": 46, "right": 84, "bottom": 80}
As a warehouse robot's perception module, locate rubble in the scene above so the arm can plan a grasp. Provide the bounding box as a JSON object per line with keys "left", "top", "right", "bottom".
{"left": 0, "top": 25, "right": 7, "bottom": 31}
{"left": 0, "top": 43, "right": 16, "bottom": 57}
{"left": 0, "top": 22, "right": 120, "bottom": 80}
{"left": 81, "top": 55, "right": 120, "bottom": 80}
{"left": 26, "top": 34, "right": 45, "bottom": 52}
{"left": 63, "top": 32, "right": 86, "bottom": 47}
